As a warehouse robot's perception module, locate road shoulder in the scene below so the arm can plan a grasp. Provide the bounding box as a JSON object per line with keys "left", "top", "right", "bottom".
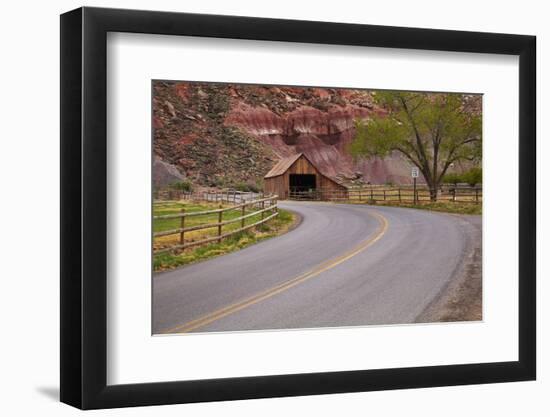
{"left": 415, "top": 214, "right": 482, "bottom": 323}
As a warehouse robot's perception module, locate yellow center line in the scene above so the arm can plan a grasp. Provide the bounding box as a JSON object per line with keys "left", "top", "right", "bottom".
{"left": 161, "top": 210, "right": 389, "bottom": 334}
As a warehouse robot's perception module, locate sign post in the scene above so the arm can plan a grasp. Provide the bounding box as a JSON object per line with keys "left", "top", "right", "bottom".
{"left": 411, "top": 167, "right": 419, "bottom": 204}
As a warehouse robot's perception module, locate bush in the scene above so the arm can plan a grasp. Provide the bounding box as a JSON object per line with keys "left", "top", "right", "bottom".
{"left": 170, "top": 181, "right": 193, "bottom": 192}
{"left": 442, "top": 172, "right": 462, "bottom": 185}
{"left": 211, "top": 177, "right": 226, "bottom": 188}
{"left": 233, "top": 181, "right": 260, "bottom": 193}
{"left": 443, "top": 168, "right": 482, "bottom": 187}
{"left": 462, "top": 167, "right": 482, "bottom": 187}
{"left": 247, "top": 182, "right": 261, "bottom": 193}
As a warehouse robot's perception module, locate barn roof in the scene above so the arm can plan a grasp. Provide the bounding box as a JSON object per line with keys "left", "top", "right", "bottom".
{"left": 264, "top": 153, "right": 347, "bottom": 188}
{"left": 264, "top": 153, "right": 304, "bottom": 178}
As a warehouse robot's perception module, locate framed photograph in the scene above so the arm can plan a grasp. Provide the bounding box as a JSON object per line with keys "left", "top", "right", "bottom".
{"left": 60, "top": 6, "right": 536, "bottom": 409}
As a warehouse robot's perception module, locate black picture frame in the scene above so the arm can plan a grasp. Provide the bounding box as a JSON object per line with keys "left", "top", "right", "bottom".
{"left": 60, "top": 6, "right": 536, "bottom": 410}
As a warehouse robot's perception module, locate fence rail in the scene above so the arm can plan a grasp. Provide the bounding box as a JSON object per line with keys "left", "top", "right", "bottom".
{"left": 154, "top": 189, "right": 260, "bottom": 204}
{"left": 289, "top": 186, "right": 482, "bottom": 204}
{"left": 153, "top": 194, "right": 278, "bottom": 255}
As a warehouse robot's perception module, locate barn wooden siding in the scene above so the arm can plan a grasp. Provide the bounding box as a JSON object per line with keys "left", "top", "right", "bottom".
{"left": 264, "top": 154, "right": 348, "bottom": 200}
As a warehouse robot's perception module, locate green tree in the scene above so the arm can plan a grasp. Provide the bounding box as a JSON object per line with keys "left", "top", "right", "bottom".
{"left": 462, "top": 167, "right": 482, "bottom": 187}
{"left": 350, "top": 92, "right": 482, "bottom": 200}
{"left": 442, "top": 172, "right": 462, "bottom": 185}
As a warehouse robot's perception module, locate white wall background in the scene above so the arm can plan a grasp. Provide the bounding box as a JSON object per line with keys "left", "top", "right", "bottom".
{"left": 0, "top": 0, "right": 545, "bottom": 415}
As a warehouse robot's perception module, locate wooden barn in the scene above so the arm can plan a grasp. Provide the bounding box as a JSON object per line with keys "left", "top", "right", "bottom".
{"left": 264, "top": 153, "right": 348, "bottom": 200}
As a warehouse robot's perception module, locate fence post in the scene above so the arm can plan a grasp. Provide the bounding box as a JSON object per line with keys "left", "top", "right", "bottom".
{"left": 383, "top": 190, "right": 386, "bottom": 201}
{"left": 398, "top": 188, "right": 401, "bottom": 202}
{"left": 179, "top": 208, "right": 185, "bottom": 245}
{"left": 370, "top": 188, "right": 374, "bottom": 201}
{"left": 452, "top": 188, "right": 456, "bottom": 202}
{"left": 218, "top": 204, "right": 223, "bottom": 242}
{"left": 475, "top": 188, "right": 479, "bottom": 203}
{"left": 241, "top": 204, "right": 246, "bottom": 228}
{"left": 358, "top": 189, "right": 362, "bottom": 201}
{"left": 261, "top": 200, "right": 265, "bottom": 221}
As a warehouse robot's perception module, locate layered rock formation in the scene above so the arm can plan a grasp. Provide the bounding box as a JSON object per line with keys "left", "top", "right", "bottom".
{"left": 152, "top": 82, "right": 413, "bottom": 188}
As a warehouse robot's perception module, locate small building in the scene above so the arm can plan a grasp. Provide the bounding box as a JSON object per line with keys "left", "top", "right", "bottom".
{"left": 264, "top": 153, "right": 348, "bottom": 200}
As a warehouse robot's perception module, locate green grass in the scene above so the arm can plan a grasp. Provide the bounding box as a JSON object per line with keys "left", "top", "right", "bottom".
{"left": 354, "top": 200, "right": 482, "bottom": 215}
{"left": 153, "top": 201, "right": 295, "bottom": 272}
{"left": 154, "top": 201, "right": 246, "bottom": 233}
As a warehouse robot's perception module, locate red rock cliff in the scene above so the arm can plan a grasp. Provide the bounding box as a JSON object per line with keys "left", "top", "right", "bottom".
{"left": 152, "top": 82, "right": 413, "bottom": 188}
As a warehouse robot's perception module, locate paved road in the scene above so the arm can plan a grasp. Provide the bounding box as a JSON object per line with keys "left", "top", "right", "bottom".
{"left": 153, "top": 201, "right": 476, "bottom": 334}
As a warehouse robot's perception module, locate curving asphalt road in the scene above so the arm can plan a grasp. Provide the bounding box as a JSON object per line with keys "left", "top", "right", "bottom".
{"left": 153, "top": 201, "right": 478, "bottom": 334}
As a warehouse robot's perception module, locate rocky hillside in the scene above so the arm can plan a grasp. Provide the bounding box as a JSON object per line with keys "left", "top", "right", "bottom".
{"left": 153, "top": 81, "right": 417, "bottom": 189}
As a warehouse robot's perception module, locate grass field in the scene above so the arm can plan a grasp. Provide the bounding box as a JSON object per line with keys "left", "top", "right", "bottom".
{"left": 153, "top": 200, "right": 296, "bottom": 271}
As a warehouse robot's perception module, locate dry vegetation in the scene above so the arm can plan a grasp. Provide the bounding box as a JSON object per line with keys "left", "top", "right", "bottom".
{"left": 153, "top": 201, "right": 296, "bottom": 271}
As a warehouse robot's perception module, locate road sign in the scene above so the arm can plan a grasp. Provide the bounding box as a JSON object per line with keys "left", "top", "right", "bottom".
{"left": 411, "top": 167, "right": 419, "bottom": 178}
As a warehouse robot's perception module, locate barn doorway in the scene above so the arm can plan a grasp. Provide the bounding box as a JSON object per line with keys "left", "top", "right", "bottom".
{"left": 289, "top": 174, "right": 316, "bottom": 198}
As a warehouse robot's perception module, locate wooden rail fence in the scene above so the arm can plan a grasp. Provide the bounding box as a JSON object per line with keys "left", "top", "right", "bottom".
{"left": 153, "top": 195, "right": 278, "bottom": 255}
{"left": 154, "top": 189, "right": 260, "bottom": 203}
{"left": 289, "top": 186, "right": 482, "bottom": 204}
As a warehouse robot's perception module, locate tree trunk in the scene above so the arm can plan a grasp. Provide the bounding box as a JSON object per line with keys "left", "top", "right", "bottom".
{"left": 425, "top": 178, "right": 438, "bottom": 202}
{"left": 421, "top": 169, "right": 439, "bottom": 202}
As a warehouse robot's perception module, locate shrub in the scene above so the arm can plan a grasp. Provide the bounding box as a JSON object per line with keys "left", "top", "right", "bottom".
{"left": 247, "top": 182, "right": 261, "bottom": 193}
{"left": 462, "top": 167, "right": 482, "bottom": 187}
{"left": 233, "top": 181, "right": 260, "bottom": 193}
{"left": 442, "top": 172, "right": 462, "bottom": 185}
{"left": 211, "top": 177, "right": 226, "bottom": 188}
{"left": 443, "top": 168, "right": 482, "bottom": 187}
{"left": 170, "top": 181, "right": 193, "bottom": 192}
